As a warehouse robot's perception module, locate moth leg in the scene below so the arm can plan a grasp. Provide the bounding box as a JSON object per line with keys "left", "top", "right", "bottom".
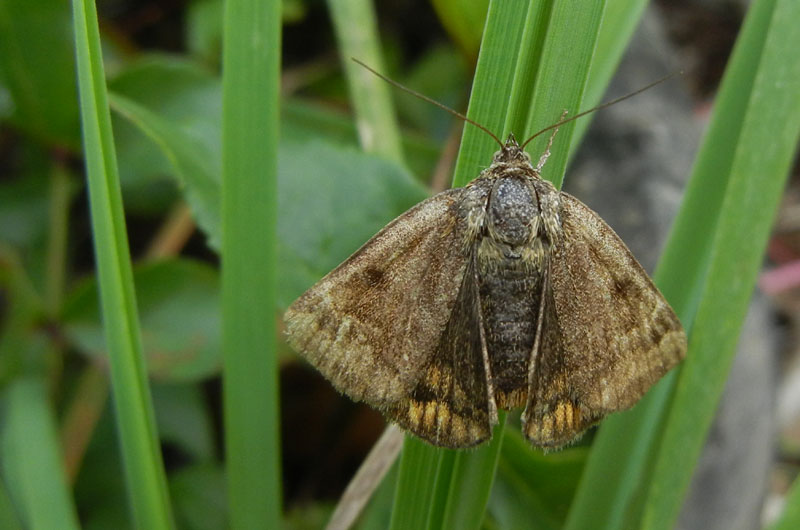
{"left": 535, "top": 109, "right": 569, "bottom": 172}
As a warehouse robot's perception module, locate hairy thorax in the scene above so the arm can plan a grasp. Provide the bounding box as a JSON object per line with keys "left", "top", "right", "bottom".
{"left": 461, "top": 167, "right": 562, "bottom": 409}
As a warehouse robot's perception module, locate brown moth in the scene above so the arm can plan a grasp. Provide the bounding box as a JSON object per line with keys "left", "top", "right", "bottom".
{"left": 284, "top": 67, "right": 686, "bottom": 448}
{"left": 284, "top": 126, "right": 686, "bottom": 449}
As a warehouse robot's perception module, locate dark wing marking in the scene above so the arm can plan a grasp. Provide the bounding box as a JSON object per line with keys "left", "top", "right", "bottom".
{"left": 523, "top": 192, "right": 686, "bottom": 448}
{"left": 284, "top": 189, "right": 471, "bottom": 411}
{"left": 388, "top": 253, "right": 498, "bottom": 448}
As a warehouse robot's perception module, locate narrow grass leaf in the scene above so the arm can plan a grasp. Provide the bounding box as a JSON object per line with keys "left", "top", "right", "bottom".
{"left": 327, "top": 0, "right": 404, "bottom": 163}
{"left": 567, "top": 0, "right": 800, "bottom": 527}
{"left": 641, "top": 0, "right": 800, "bottom": 525}
{"left": 436, "top": 416, "right": 507, "bottom": 529}
{"left": 438, "top": 3, "right": 606, "bottom": 527}
{"left": 71, "top": 0, "right": 174, "bottom": 527}
{"left": 389, "top": 438, "right": 446, "bottom": 529}
{"left": 451, "top": 0, "right": 531, "bottom": 187}
{"left": 573, "top": 0, "right": 650, "bottom": 147}
{"left": 220, "top": 0, "right": 283, "bottom": 528}
{"left": 523, "top": 0, "right": 606, "bottom": 189}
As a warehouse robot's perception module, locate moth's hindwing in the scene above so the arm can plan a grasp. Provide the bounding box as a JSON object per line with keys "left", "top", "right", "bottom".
{"left": 388, "top": 254, "right": 498, "bottom": 448}
{"left": 522, "top": 192, "right": 687, "bottom": 448}
{"left": 284, "top": 189, "right": 477, "bottom": 422}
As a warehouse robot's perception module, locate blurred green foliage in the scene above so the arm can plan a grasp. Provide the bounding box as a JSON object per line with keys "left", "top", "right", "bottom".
{"left": 1, "top": 0, "right": 799, "bottom": 529}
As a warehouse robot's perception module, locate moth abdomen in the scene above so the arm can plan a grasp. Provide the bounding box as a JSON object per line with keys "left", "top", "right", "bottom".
{"left": 480, "top": 268, "right": 541, "bottom": 410}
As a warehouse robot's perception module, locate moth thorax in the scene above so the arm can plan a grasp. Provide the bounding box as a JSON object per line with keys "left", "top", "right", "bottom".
{"left": 487, "top": 177, "right": 538, "bottom": 247}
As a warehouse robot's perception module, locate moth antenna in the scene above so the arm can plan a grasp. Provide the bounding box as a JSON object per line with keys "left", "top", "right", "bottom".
{"left": 351, "top": 58, "right": 504, "bottom": 149}
{"left": 535, "top": 109, "right": 568, "bottom": 172}
{"left": 520, "top": 71, "right": 681, "bottom": 150}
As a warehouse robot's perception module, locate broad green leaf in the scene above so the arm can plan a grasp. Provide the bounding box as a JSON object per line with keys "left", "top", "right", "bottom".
{"left": 277, "top": 140, "right": 428, "bottom": 305}
{"left": 0, "top": 0, "right": 80, "bottom": 149}
{"left": 153, "top": 383, "right": 217, "bottom": 461}
{"left": 109, "top": 56, "right": 222, "bottom": 213}
{"left": 110, "top": 88, "right": 428, "bottom": 306}
{"left": 63, "top": 259, "right": 222, "bottom": 382}
{"left": 1, "top": 376, "right": 80, "bottom": 529}
{"left": 169, "top": 464, "right": 227, "bottom": 530}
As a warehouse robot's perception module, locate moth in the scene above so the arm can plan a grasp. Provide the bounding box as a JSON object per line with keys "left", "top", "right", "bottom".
{"left": 284, "top": 74, "right": 686, "bottom": 449}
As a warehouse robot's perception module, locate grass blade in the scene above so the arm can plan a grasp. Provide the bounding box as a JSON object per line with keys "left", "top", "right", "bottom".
{"left": 220, "top": 0, "right": 283, "bottom": 528}
{"left": 0, "top": 478, "right": 22, "bottom": 530}
{"left": 567, "top": 0, "right": 800, "bottom": 527}
{"left": 327, "top": 0, "right": 404, "bottom": 164}
{"left": 451, "top": 0, "right": 532, "bottom": 187}
{"left": 521, "top": 0, "right": 605, "bottom": 189}
{"left": 641, "top": 0, "right": 800, "bottom": 525}
{"left": 388, "top": 438, "right": 446, "bottom": 529}
{"left": 71, "top": 0, "right": 174, "bottom": 527}
{"left": 436, "top": 417, "right": 507, "bottom": 529}
{"left": 572, "top": 0, "right": 649, "bottom": 146}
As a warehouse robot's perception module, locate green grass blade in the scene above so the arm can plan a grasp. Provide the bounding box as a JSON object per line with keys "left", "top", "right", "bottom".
{"left": 563, "top": 371, "right": 676, "bottom": 530}
{"left": 768, "top": 477, "right": 800, "bottom": 530}
{"left": 567, "top": 0, "right": 800, "bottom": 527}
{"left": 572, "top": 0, "right": 649, "bottom": 147}
{"left": 641, "top": 0, "right": 800, "bottom": 525}
{"left": 327, "top": 0, "right": 404, "bottom": 164}
{"left": 71, "top": 1, "right": 175, "bottom": 527}
{"left": 1, "top": 377, "right": 80, "bottom": 529}
{"left": 389, "top": 437, "right": 446, "bottom": 529}
{"left": 522, "top": 0, "right": 605, "bottom": 189}
{"left": 436, "top": 416, "right": 508, "bottom": 529}
{"left": 451, "top": 0, "right": 531, "bottom": 187}
{"left": 220, "top": 0, "right": 283, "bottom": 528}
{"left": 654, "top": 0, "right": 783, "bottom": 320}
{"left": 439, "top": 5, "right": 606, "bottom": 527}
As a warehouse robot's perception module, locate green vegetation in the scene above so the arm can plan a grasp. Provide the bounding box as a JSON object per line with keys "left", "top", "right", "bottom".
{"left": 0, "top": 0, "right": 798, "bottom": 528}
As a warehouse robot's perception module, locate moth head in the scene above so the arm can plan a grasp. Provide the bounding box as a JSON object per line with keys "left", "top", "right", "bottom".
{"left": 492, "top": 133, "right": 533, "bottom": 166}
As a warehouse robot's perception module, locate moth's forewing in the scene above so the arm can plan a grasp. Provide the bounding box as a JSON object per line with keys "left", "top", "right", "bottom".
{"left": 522, "top": 192, "right": 686, "bottom": 448}
{"left": 284, "top": 189, "right": 473, "bottom": 418}
{"left": 387, "top": 255, "right": 498, "bottom": 448}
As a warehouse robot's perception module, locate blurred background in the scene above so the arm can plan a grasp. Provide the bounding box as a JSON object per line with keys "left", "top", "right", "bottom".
{"left": 1, "top": 0, "right": 798, "bottom": 528}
